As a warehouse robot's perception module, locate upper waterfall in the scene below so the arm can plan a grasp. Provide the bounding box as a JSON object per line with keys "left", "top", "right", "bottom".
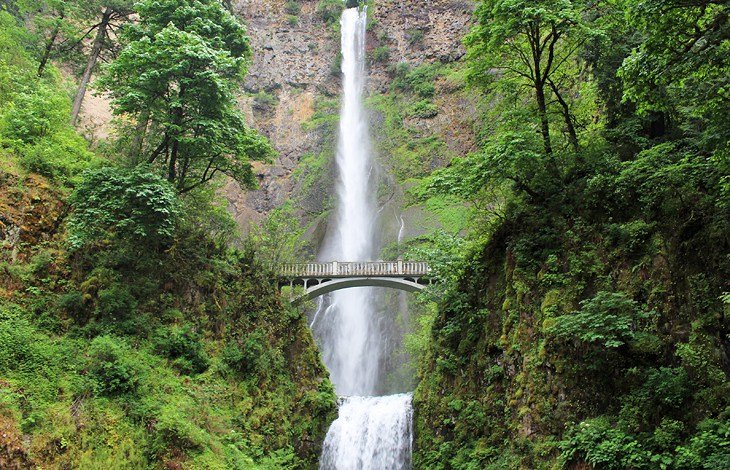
{"left": 313, "top": 6, "right": 380, "bottom": 397}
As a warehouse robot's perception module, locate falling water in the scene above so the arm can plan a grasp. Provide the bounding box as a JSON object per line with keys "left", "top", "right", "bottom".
{"left": 320, "top": 394, "right": 413, "bottom": 470}
{"left": 314, "top": 6, "right": 413, "bottom": 470}
{"left": 314, "top": 4, "right": 379, "bottom": 397}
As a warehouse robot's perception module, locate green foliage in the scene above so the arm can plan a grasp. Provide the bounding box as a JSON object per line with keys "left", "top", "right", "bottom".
{"left": 391, "top": 62, "right": 440, "bottom": 98}
{"left": 325, "top": 51, "right": 341, "bottom": 75}
{"left": 87, "top": 335, "right": 143, "bottom": 396}
{"left": 370, "top": 45, "right": 390, "bottom": 64}
{"left": 407, "top": 99, "right": 438, "bottom": 119}
{"left": 560, "top": 417, "right": 652, "bottom": 469}
{"left": 619, "top": 0, "right": 729, "bottom": 147}
{"left": 68, "top": 166, "right": 180, "bottom": 248}
{"left": 0, "top": 8, "right": 98, "bottom": 185}
{"left": 250, "top": 201, "right": 311, "bottom": 266}
{"left": 406, "top": 28, "right": 425, "bottom": 45}
{"left": 561, "top": 414, "right": 730, "bottom": 470}
{"left": 99, "top": 0, "right": 274, "bottom": 192}
{"left": 151, "top": 400, "right": 210, "bottom": 452}
{"left": 0, "top": 65, "right": 95, "bottom": 183}
{"left": 222, "top": 329, "right": 273, "bottom": 376}
{"left": 316, "top": 0, "right": 345, "bottom": 26}
{"left": 368, "top": 90, "right": 451, "bottom": 181}
{"left": 0, "top": 11, "right": 35, "bottom": 102}
{"left": 548, "top": 291, "right": 651, "bottom": 348}
{"left": 0, "top": 4, "right": 336, "bottom": 468}
{"left": 153, "top": 324, "right": 210, "bottom": 375}
{"left": 95, "top": 283, "right": 137, "bottom": 320}
{"left": 414, "top": 0, "right": 729, "bottom": 459}
{"left": 285, "top": 0, "right": 301, "bottom": 16}
{"left": 466, "top": 0, "right": 593, "bottom": 155}
{"left": 0, "top": 222, "right": 336, "bottom": 467}
{"left": 1, "top": 87, "right": 69, "bottom": 143}
{"left": 252, "top": 90, "right": 279, "bottom": 115}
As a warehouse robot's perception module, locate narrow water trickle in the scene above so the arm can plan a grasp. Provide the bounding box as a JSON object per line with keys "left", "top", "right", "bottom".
{"left": 313, "top": 6, "right": 414, "bottom": 470}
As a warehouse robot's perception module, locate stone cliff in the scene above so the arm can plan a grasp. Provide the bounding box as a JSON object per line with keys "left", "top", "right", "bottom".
{"left": 226, "top": 0, "right": 476, "bottom": 245}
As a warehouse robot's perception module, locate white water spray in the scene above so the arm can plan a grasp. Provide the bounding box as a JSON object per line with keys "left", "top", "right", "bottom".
{"left": 320, "top": 394, "right": 413, "bottom": 470}
{"left": 314, "top": 6, "right": 413, "bottom": 470}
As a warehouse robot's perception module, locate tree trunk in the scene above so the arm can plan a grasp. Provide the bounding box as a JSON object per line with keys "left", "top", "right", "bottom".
{"left": 70, "top": 8, "right": 112, "bottom": 125}
{"left": 168, "top": 106, "right": 184, "bottom": 185}
{"left": 535, "top": 80, "right": 553, "bottom": 155}
{"left": 131, "top": 110, "right": 150, "bottom": 163}
{"left": 38, "top": 16, "right": 62, "bottom": 77}
{"left": 168, "top": 140, "right": 178, "bottom": 184}
{"left": 549, "top": 80, "right": 579, "bottom": 152}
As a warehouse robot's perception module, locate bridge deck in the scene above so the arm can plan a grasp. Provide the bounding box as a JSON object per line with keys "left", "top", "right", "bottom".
{"left": 277, "top": 261, "right": 430, "bottom": 278}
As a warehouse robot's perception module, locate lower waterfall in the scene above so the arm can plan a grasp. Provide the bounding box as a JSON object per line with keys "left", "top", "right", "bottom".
{"left": 320, "top": 394, "right": 413, "bottom": 470}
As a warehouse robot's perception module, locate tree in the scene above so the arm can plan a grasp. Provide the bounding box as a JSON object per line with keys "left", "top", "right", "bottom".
{"left": 13, "top": 0, "right": 133, "bottom": 120}
{"left": 99, "top": 0, "right": 274, "bottom": 193}
{"left": 250, "top": 202, "right": 310, "bottom": 266}
{"left": 619, "top": 0, "right": 729, "bottom": 150}
{"left": 15, "top": 0, "right": 70, "bottom": 77}
{"left": 465, "top": 0, "right": 592, "bottom": 155}
{"left": 13, "top": 0, "right": 81, "bottom": 76}
{"left": 69, "top": 1, "right": 134, "bottom": 124}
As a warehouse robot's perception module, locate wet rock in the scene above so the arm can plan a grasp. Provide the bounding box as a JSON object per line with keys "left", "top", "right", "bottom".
{"left": 227, "top": 0, "right": 474, "bottom": 234}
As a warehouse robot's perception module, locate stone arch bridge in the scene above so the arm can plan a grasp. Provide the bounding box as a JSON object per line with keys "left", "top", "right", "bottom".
{"left": 276, "top": 261, "right": 432, "bottom": 305}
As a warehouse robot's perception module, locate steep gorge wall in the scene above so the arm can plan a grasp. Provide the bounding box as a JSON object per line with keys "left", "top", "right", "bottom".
{"left": 226, "top": 0, "right": 476, "bottom": 245}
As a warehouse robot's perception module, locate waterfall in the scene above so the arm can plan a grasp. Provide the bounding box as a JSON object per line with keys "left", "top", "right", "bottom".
{"left": 314, "top": 4, "right": 379, "bottom": 397}
{"left": 314, "top": 6, "right": 414, "bottom": 470}
{"left": 320, "top": 394, "right": 413, "bottom": 470}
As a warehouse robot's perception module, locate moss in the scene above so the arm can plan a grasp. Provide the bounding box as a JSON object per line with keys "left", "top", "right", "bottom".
{"left": 414, "top": 203, "right": 728, "bottom": 468}
{"left": 0, "top": 163, "right": 336, "bottom": 469}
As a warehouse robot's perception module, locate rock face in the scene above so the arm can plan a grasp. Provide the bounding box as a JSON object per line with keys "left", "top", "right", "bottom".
{"left": 366, "top": 0, "right": 473, "bottom": 85}
{"left": 226, "top": 0, "right": 475, "bottom": 234}
{"left": 0, "top": 172, "right": 64, "bottom": 265}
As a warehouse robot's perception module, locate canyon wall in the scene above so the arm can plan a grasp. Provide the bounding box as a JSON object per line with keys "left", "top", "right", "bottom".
{"left": 227, "top": 0, "right": 477, "bottom": 245}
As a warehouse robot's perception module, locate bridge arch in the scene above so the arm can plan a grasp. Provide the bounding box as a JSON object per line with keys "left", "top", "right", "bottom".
{"left": 290, "top": 277, "right": 426, "bottom": 306}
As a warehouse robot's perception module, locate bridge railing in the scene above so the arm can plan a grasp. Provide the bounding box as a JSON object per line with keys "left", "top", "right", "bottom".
{"left": 276, "top": 261, "right": 430, "bottom": 278}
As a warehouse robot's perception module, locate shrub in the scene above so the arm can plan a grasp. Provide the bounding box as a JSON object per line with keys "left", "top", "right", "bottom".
{"left": 87, "top": 336, "right": 143, "bottom": 396}
{"left": 19, "top": 131, "right": 95, "bottom": 182}
{"left": 68, "top": 166, "right": 180, "bottom": 249}
{"left": 0, "top": 86, "right": 95, "bottom": 183}
{"left": 674, "top": 417, "right": 730, "bottom": 469}
{"left": 370, "top": 45, "right": 391, "bottom": 64}
{"left": 0, "top": 88, "right": 68, "bottom": 144}
{"left": 56, "top": 290, "right": 85, "bottom": 318}
{"left": 285, "top": 0, "right": 300, "bottom": 16}
{"left": 408, "top": 100, "right": 439, "bottom": 119}
{"left": 547, "top": 291, "right": 653, "bottom": 348}
{"left": 560, "top": 417, "right": 652, "bottom": 469}
{"left": 406, "top": 28, "right": 425, "bottom": 45}
{"left": 0, "top": 11, "right": 35, "bottom": 102}
{"left": 252, "top": 91, "right": 279, "bottom": 114}
{"left": 221, "top": 330, "right": 270, "bottom": 375}
{"left": 391, "top": 63, "right": 440, "bottom": 98}
{"left": 330, "top": 52, "right": 343, "bottom": 75}
{"left": 0, "top": 305, "right": 48, "bottom": 374}
{"left": 152, "top": 401, "right": 209, "bottom": 452}
{"left": 153, "top": 325, "right": 210, "bottom": 375}
{"left": 316, "top": 0, "right": 344, "bottom": 26}
{"left": 95, "top": 284, "right": 137, "bottom": 320}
